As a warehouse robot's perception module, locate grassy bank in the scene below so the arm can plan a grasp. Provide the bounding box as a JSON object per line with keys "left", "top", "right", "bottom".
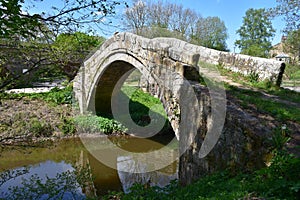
{"left": 105, "top": 150, "right": 299, "bottom": 200}
{"left": 200, "top": 61, "right": 300, "bottom": 124}
{"left": 0, "top": 84, "right": 169, "bottom": 144}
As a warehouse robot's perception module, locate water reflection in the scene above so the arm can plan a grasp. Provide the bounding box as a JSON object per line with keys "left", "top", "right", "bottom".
{"left": 0, "top": 161, "right": 85, "bottom": 199}
{"left": 0, "top": 136, "right": 178, "bottom": 198}
{"left": 117, "top": 156, "right": 178, "bottom": 193}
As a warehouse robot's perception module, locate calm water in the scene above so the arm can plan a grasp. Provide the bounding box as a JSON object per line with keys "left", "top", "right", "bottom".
{"left": 0, "top": 135, "right": 178, "bottom": 199}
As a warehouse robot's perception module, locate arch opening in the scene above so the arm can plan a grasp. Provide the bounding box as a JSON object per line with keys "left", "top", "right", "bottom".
{"left": 94, "top": 61, "right": 134, "bottom": 116}
{"left": 92, "top": 60, "right": 176, "bottom": 140}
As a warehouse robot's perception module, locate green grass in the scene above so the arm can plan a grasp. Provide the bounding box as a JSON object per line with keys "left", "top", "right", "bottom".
{"left": 75, "top": 86, "right": 169, "bottom": 135}
{"left": 285, "top": 64, "right": 300, "bottom": 81}
{"left": 206, "top": 62, "right": 300, "bottom": 122}
{"left": 74, "top": 114, "right": 127, "bottom": 134}
{"left": 227, "top": 85, "right": 300, "bottom": 123}
{"left": 105, "top": 151, "right": 300, "bottom": 200}
{"left": 120, "top": 86, "right": 169, "bottom": 128}
{"left": 1, "top": 85, "right": 73, "bottom": 105}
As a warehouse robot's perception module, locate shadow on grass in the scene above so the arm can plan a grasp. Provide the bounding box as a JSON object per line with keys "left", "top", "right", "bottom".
{"left": 96, "top": 87, "right": 175, "bottom": 146}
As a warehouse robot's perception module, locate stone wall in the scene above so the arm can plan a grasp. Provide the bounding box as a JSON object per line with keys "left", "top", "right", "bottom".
{"left": 153, "top": 37, "right": 284, "bottom": 82}
{"left": 205, "top": 48, "right": 284, "bottom": 82}
{"left": 179, "top": 85, "right": 273, "bottom": 185}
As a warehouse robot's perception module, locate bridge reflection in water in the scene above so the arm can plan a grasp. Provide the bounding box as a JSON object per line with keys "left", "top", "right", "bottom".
{"left": 82, "top": 134, "right": 178, "bottom": 195}
{"left": 0, "top": 136, "right": 178, "bottom": 197}
{"left": 117, "top": 155, "right": 178, "bottom": 193}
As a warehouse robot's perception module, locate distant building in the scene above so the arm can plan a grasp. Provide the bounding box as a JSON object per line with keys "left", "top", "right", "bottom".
{"left": 270, "top": 35, "right": 292, "bottom": 63}
{"left": 275, "top": 53, "right": 290, "bottom": 62}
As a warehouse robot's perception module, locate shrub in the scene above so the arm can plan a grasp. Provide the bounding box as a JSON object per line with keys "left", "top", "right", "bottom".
{"left": 74, "top": 114, "right": 127, "bottom": 134}
{"left": 248, "top": 71, "right": 259, "bottom": 83}
{"left": 59, "top": 117, "right": 76, "bottom": 135}
{"left": 29, "top": 118, "right": 53, "bottom": 137}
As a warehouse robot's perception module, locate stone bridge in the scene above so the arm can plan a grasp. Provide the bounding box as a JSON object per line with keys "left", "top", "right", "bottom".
{"left": 74, "top": 32, "right": 284, "bottom": 185}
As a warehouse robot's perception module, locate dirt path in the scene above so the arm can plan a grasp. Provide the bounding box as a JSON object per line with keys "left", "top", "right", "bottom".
{"left": 202, "top": 68, "right": 300, "bottom": 108}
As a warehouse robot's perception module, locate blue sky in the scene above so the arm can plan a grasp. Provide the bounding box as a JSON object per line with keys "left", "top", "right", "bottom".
{"left": 24, "top": 0, "right": 285, "bottom": 52}
{"left": 171, "top": 0, "right": 285, "bottom": 52}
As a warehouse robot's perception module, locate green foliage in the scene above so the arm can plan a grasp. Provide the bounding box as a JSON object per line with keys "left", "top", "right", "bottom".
{"left": 59, "top": 117, "right": 76, "bottom": 136}
{"left": 285, "top": 63, "right": 300, "bottom": 81}
{"left": 43, "top": 86, "right": 73, "bottom": 105}
{"left": 74, "top": 114, "right": 127, "bottom": 134}
{"left": 227, "top": 85, "right": 300, "bottom": 123}
{"left": 192, "top": 16, "right": 228, "bottom": 51}
{"left": 1, "top": 165, "right": 93, "bottom": 200}
{"left": 4, "top": 85, "right": 74, "bottom": 105}
{"left": 0, "top": 0, "right": 41, "bottom": 39}
{"left": 253, "top": 151, "right": 300, "bottom": 199}
{"left": 118, "top": 152, "right": 300, "bottom": 200}
{"left": 285, "top": 29, "right": 300, "bottom": 62}
{"left": 29, "top": 118, "right": 53, "bottom": 137}
{"left": 235, "top": 8, "right": 275, "bottom": 58}
{"left": 247, "top": 71, "right": 259, "bottom": 83}
{"left": 50, "top": 32, "right": 106, "bottom": 80}
{"left": 271, "top": 125, "right": 290, "bottom": 150}
{"left": 53, "top": 32, "right": 104, "bottom": 52}
{"left": 273, "top": 0, "right": 300, "bottom": 32}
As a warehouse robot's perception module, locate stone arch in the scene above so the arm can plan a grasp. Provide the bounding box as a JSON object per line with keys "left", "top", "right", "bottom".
{"left": 83, "top": 51, "right": 180, "bottom": 137}
{"left": 86, "top": 52, "right": 150, "bottom": 113}
{"left": 73, "top": 32, "right": 202, "bottom": 139}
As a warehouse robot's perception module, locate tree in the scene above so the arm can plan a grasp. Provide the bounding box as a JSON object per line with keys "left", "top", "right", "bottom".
{"left": 272, "top": 0, "right": 300, "bottom": 31}
{"left": 147, "top": 0, "right": 172, "bottom": 29}
{"left": 0, "top": 0, "right": 123, "bottom": 39}
{"left": 191, "top": 16, "right": 228, "bottom": 51}
{"left": 0, "top": 0, "right": 121, "bottom": 90}
{"left": 0, "top": 32, "right": 105, "bottom": 90}
{"left": 123, "top": 0, "right": 148, "bottom": 35}
{"left": 235, "top": 8, "right": 275, "bottom": 58}
{"left": 51, "top": 32, "right": 105, "bottom": 79}
{"left": 168, "top": 4, "right": 198, "bottom": 37}
{"left": 284, "top": 29, "right": 300, "bottom": 62}
{"left": 123, "top": 0, "right": 198, "bottom": 40}
{"left": 271, "top": 0, "right": 300, "bottom": 61}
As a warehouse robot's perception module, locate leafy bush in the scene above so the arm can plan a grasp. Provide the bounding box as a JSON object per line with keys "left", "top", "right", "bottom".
{"left": 43, "top": 86, "right": 73, "bottom": 104}
{"left": 29, "top": 118, "right": 53, "bottom": 137}
{"left": 59, "top": 117, "right": 76, "bottom": 135}
{"left": 74, "top": 114, "right": 127, "bottom": 134}
{"left": 285, "top": 63, "right": 300, "bottom": 81}
{"left": 271, "top": 125, "right": 290, "bottom": 150}
{"left": 248, "top": 71, "right": 259, "bottom": 83}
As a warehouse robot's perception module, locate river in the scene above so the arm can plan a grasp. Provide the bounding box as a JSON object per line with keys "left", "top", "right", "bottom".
{"left": 0, "top": 134, "right": 178, "bottom": 199}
